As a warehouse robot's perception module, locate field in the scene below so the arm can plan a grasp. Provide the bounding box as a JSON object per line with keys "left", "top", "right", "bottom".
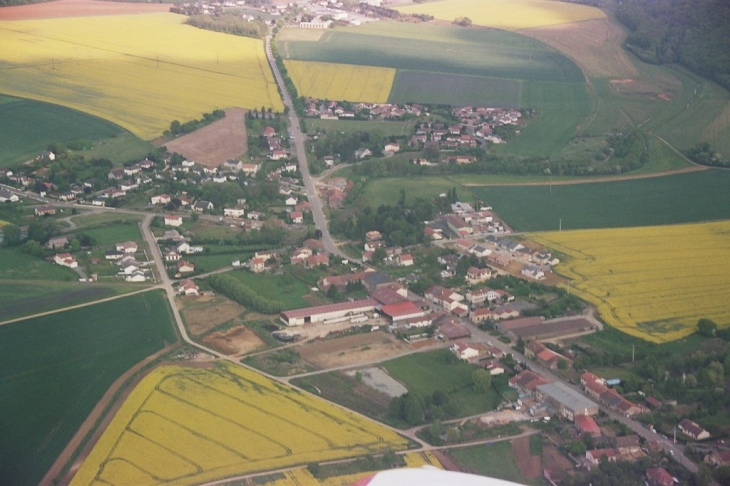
{"left": 389, "top": 71, "right": 521, "bottom": 108}
{"left": 0, "top": 0, "right": 169, "bottom": 20}
{"left": 0, "top": 13, "right": 282, "bottom": 140}
{"left": 0, "top": 246, "right": 80, "bottom": 280}
{"left": 72, "top": 133, "right": 155, "bottom": 167}
{"left": 0, "top": 95, "right": 123, "bottom": 167}
{"left": 285, "top": 60, "right": 395, "bottom": 103}
{"left": 382, "top": 349, "right": 501, "bottom": 417}
{"left": 529, "top": 220, "right": 730, "bottom": 343}
{"left": 447, "top": 441, "right": 525, "bottom": 484}
{"left": 69, "top": 362, "right": 409, "bottom": 486}
{"left": 305, "top": 118, "right": 413, "bottom": 137}
{"left": 74, "top": 221, "right": 143, "bottom": 246}
{"left": 396, "top": 0, "right": 605, "bottom": 30}
{"left": 0, "top": 291, "right": 176, "bottom": 486}
{"left": 227, "top": 269, "right": 316, "bottom": 310}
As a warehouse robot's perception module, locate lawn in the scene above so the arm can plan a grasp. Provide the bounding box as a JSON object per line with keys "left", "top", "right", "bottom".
{"left": 447, "top": 441, "right": 525, "bottom": 484}
{"left": 382, "top": 349, "right": 501, "bottom": 417}
{"left": 0, "top": 246, "right": 79, "bottom": 280}
{"left": 0, "top": 96, "right": 123, "bottom": 168}
{"left": 69, "top": 362, "right": 408, "bottom": 486}
{"left": 0, "top": 291, "right": 177, "bottom": 486}
{"left": 531, "top": 220, "right": 730, "bottom": 342}
{"left": 395, "top": 0, "right": 605, "bottom": 30}
{"left": 228, "top": 268, "right": 315, "bottom": 310}
{"left": 0, "top": 13, "right": 282, "bottom": 139}
{"left": 306, "top": 118, "right": 414, "bottom": 137}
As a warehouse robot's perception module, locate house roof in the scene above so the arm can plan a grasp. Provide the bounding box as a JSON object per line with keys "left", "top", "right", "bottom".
{"left": 679, "top": 418, "right": 707, "bottom": 437}
{"left": 575, "top": 415, "right": 601, "bottom": 435}
{"left": 509, "top": 370, "right": 549, "bottom": 391}
{"left": 646, "top": 468, "right": 673, "bottom": 486}
{"left": 381, "top": 301, "right": 424, "bottom": 319}
{"left": 281, "top": 299, "right": 377, "bottom": 320}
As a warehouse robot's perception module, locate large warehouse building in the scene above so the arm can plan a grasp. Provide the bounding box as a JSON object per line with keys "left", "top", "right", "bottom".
{"left": 280, "top": 299, "right": 377, "bottom": 326}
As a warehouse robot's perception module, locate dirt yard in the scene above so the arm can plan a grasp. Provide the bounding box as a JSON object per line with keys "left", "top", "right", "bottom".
{"left": 542, "top": 443, "right": 575, "bottom": 482}
{"left": 162, "top": 108, "right": 248, "bottom": 168}
{"left": 512, "top": 436, "right": 542, "bottom": 479}
{"left": 298, "top": 332, "right": 410, "bottom": 369}
{"left": 178, "top": 296, "right": 245, "bottom": 336}
{"left": 0, "top": 0, "right": 169, "bottom": 20}
{"left": 202, "top": 325, "right": 265, "bottom": 356}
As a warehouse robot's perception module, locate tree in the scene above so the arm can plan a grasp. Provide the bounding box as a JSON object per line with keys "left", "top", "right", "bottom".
{"left": 697, "top": 318, "right": 718, "bottom": 337}
{"left": 1, "top": 223, "right": 22, "bottom": 247}
{"left": 557, "top": 359, "right": 569, "bottom": 370}
{"left": 472, "top": 369, "right": 492, "bottom": 393}
{"left": 372, "top": 247, "right": 387, "bottom": 262}
{"left": 568, "top": 440, "right": 586, "bottom": 455}
{"left": 453, "top": 16, "right": 472, "bottom": 27}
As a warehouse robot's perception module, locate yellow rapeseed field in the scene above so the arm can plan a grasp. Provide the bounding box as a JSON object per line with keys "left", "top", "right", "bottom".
{"left": 0, "top": 13, "right": 282, "bottom": 139}
{"left": 530, "top": 221, "right": 730, "bottom": 343}
{"left": 396, "top": 0, "right": 605, "bottom": 30}
{"left": 70, "top": 363, "right": 408, "bottom": 486}
{"left": 284, "top": 60, "right": 395, "bottom": 103}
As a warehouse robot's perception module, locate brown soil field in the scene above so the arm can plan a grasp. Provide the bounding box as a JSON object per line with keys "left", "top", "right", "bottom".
{"left": 433, "top": 450, "right": 466, "bottom": 472}
{"left": 542, "top": 443, "right": 574, "bottom": 482}
{"left": 0, "top": 0, "right": 169, "bottom": 20}
{"left": 299, "top": 332, "right": 409, "bottom": 369}
{"left": 528, "top": 18, "right": 637, "bottom": 79}
{"left": 202, "top": 325, "right": 265, "bottom": 355}
{"left": 162, "top": 108, "right": 249, "bottom": 168}
{"left": 179, "top": 296, "right": 245, "bottom": 336}
{"left": 512, "top": 436, "right": 541, "bottom": 479}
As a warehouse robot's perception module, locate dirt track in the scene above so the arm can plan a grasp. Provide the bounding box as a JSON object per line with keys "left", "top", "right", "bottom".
{"left": 0, "top": 0, "right": 169, "bottom": 20}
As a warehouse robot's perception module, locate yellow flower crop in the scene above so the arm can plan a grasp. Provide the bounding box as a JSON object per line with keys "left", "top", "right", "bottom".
{"left": 0, "top": 13, "right": 283, "bottom": 139}
{"left": 70, "top": 363, "right": 408, "bottom": 486}
{"left": 530, "top": 220, "right": 730, "bottom": 343}
{"left": 284, "top": 60, "right": 395, "bottom": 103}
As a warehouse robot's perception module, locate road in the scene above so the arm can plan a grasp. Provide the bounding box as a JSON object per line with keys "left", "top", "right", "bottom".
{"left": 262, "top": 34, "right": 350, "bottom": 262}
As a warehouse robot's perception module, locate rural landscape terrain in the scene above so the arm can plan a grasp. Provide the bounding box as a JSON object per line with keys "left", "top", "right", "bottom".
{"left": 1, "top": 0, "right": 729, "bottom": 485}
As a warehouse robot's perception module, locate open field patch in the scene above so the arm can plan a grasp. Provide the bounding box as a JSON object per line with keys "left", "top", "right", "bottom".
{"left": 395, "top": 0, "right": 605, "bottom": 30}
{"left": 0, "top": 96, "right": 123, "bottom": 168}
{"left": 0, "top": 0, "right": 169, "bottom": 20}
{"left": 0, "top": 291, "right": 176, "bottom": 486}
{"left": 0, "top": 13, "right": 282, "bottom": 140}
{"left": 162, "top": 107, "right": 249, "bottom": 167}
{"left": 530, "top": 220, "right": 730, "bottom": 343}
{"left": 0, "top": 246, "right": 80, "bottom": 280}
{"left": 298, "top": 332, "right": 409, "bottom": 369}
{"left": 389, "top": 71, "right": 520, "bottom": 107}
{"left": 306, "top": 118, "right": 413, "bottom": 137}
{"left": 228, "top": 269, "right": 316, "bottom": 310}
{"left": 70, "top": 362, "right": 409, "bottom": 486}
{"left": 179, "top": 295, "right": 246, "bottom": 336}
{"left": 447, "top": 441, "right": 526, "bottom": 483}
{"left": 285, "top": 60, "right": 395, "bottom": 103}
{"left": 202, "top": 325, "right": 266, "bottom": 355}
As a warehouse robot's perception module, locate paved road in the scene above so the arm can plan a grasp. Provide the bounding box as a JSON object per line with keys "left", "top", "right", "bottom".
{"left": 262, "top": 34, "right": 350, "bottom": 262}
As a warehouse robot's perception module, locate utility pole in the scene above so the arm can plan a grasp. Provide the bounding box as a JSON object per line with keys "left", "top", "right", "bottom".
{"left": 559, "top": 218, "right": 562, "bottom": 231}
{"left": 632, "top": 345, "right": 635, "bottom": 363}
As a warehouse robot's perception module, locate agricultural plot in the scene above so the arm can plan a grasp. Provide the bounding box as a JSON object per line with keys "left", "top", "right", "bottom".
{"left": 388, "top": 71, "right": 520, "bottom": 108}
{"left": 0, "top": 291, "right": 176, "bottom": 486}
{"left": 0, "top": 96, "right": 123, "bottom": 167}
{"left": 0, "top": 246, "right": 79, "bottom": 280}
{"left": 227, "top": 269, "right": 315, "bottom": 310}
{"left": 448, "top": 441, "right": 525, "bottom": 484}
{"left": 305, "top": 119, "right": 413, "bottom": 137}
{"left": 70, "top": 363, "right": 409, "bottom": 486}
{"left": 395, "top": 0, "right": 605, "bottom": 30}
{"left": 530, "top": 220, "right": 730, "bottom": 343}
{"left": 0, "top": 13, "right": 282, "bottom": 140}
{"left": 285, "top": 60, "right": 395, "bottom": 103}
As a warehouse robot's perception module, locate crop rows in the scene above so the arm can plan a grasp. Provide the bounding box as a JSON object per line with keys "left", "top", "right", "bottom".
{"left": 70, "top": 364, "right": 408, "bottom": 486}
{"left": 531, "top": 221, "right": 730, "bottom": 342}
{"left": 285, "top": 60, "right": 395, "bottom": 103}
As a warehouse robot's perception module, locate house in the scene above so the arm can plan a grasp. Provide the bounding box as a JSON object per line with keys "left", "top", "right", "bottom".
{"left": 306, "top": 253, "right": 329, "bottom": 268}
{"left": 115, "top": 241, "right": 138, "bottom": 254}
{"left": 705, "top": 449, "right": 730, "bottom": 467}
{"left": 288, "top": 211, "right": 303, "bottom": 224}
{"left": 0, "top": 189, "right": 19, "bottom": 203}
{"left": 105, "top": 250, "right": 123, "bottom": 260}
{"left": 355, "top": 148, "right": 372, "bottom": 159}
{"left": 451, "top": 341, "right": 480, "bottom": 360}
{"left": 125, "top": 270, "right": 147, "bottom": 282}
{"left": 679, "top": 419, "right": 710, "bottom": 440}
{"left": 177, "top": 260, "right": 195, "bottom": 273}
{"left": 46, "top": 236, "right": 69, "bottom": 250}
{"left": 54, "top": 253, "right": 78, "bottom": 268}
{"left": 585, "top": 449, "right": 618, "bottom": 466}
{"left": 270, "top": 149, "right": 288, "bottom": 160}
{"left": 261, "top": 126, "right": 276, "bottom": 138}
{"left": 521, "top": 265, "right": 545, "bottom": 280}
{"left": 150, "top": 194, "right": 171, "bottom": 205}
{"left": 646, "top": 468, "right": 674, "bottom": 486}
{"left": 241, "top": 163, "right": 259, "bottom": 176}
{"left": 575, "top": 415, "right": 602, "bottom": 437}
{"left": 383, "top": 142, "right": 400, "bottom": 154}
{"left": 466, "top": 266, "right": 491, "bottom": 284}
{"left": 525, "top": 342, "right": 572, "bottom": 370}
{"left": 164, "top": 215, "right": 183, "bottom": 227}
{"left": 249, "top": 256, "right": 266, "bottom": 273}
{"left": 285, "top": 196, "right": 298, "bottom": 206}
{"left": 35, "top": 205, "right": 56, "bottom": 216}
{"left": 247, "top": 211, "right": 264, "bottom": 220}
{"left": 164, "top": 250, "right": 181, "bottom": 262}
{"left": 366, "top": 230, "right": 382, "bottom": 241}
{"left": 398, "top": 254, "right": 414, "bottom": 267}
{"left": 178, "top": 279, "right": 199, "bottom": 296}
{"left": 224, "top": 207, "right": 245, "bottom": 218}
{"left": 193, "top": 200, "right": 213, "bottom": 212}
{"left": 469, "top": 244, "right": 491, "bottom": 257}
{"left": 509, "top": 370, "right": 550, "bottom": 394}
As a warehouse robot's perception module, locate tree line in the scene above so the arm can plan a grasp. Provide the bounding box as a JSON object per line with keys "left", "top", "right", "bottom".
{"left": 207, "top": 273, "right": 283, "bottom": 314}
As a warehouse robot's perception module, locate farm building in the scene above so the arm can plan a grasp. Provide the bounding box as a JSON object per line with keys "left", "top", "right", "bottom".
{"left": 280, "top": 299, "right": 377, "bottom": 326}
{"left": 379, "top": 301, "right": 424, "bottom": 323}
{"left": 535, "top": 382, "right": 599, "bottom": 420}
{"left": 575, "top": 415, "right": 602, "bottom": 437}
{"left": 503, "top": 317, "right": 596, "bottom": 341}
{"left": 679, "top": 419, "right": 710, "bottom": 440}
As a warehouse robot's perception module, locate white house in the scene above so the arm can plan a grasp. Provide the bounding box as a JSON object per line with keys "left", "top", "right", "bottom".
{"left": 115, "top": 241, "right": 138, "bottom": 254}
{"left": 224, "top": 208, "right": 245, "bottom": 218}
{"left": 54, "top": 253, "right": 78, "bottom": 268}
{"left": 164, "top": 215, "right": 183, "bottom": 227}
{"left": 451, "top": 341, "right": 480, "bottom": 360}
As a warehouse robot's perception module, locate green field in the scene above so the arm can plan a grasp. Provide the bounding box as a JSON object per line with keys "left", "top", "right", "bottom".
{"left": 0, "top": 291, "right": 177, "bottom": 486}
{"left": 228, "top": 269, "right": 315, "bottom": 310}
{"left": 0, "top": 247, "right": 79, "bottom": 281}
{"left": 306, "top": 118, "right": 414, "bottom": 137}
{"left": 448, "top": 441, "right": 526, "bottom": 484}
{"left": 0, "top": 282, "right": 140, "bottom": 322}
{"left": 0, "top": 96, "right": 123, "bottom": 168}
{"left": 72, "top": 132, "right": 155, "bottom": 167}
{"left": 382, "top": 349, "right": 501, "bottom": 417}
{"left": 73, "top": 221, "right": 143, "bottom": 246}
{"left": 71, "top": 212, "right": 143, "bottom": 227}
